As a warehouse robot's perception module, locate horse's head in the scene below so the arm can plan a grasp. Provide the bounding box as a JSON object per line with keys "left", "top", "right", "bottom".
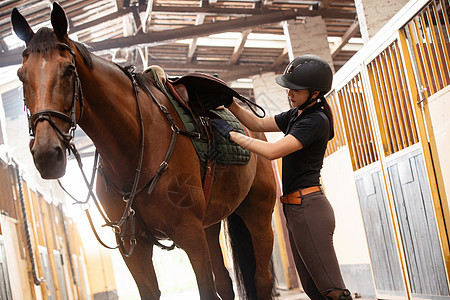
{"left": 11, "top": 3, "right": 81, "bottom": 179}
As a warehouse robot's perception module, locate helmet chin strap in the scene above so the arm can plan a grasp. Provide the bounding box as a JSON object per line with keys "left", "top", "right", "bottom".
{"left": 299, "top": 90, "right": 316, "bottom": 110}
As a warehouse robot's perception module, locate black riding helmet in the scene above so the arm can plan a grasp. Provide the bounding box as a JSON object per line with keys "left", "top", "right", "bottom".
{"left": 275, "top": 54, "right": 333, "bottom": 93}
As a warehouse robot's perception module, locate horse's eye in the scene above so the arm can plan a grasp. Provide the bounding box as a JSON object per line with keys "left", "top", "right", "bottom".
{"left": 22, "top": 49, "right": 29, "bottom": 60}
{"left": 63, "top": 65, "right": 75, "bottom": 77}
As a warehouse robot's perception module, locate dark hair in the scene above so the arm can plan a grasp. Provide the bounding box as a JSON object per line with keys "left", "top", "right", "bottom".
{"left": 319, "top": 96, "right": 335, "bottom": 140}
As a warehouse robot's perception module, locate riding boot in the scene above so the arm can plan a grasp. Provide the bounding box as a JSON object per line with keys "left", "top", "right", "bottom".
{"left": 325, "top": 289, "right": 352, "bottom": 300}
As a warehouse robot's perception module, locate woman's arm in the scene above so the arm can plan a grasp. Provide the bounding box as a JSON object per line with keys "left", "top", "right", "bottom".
{"left": 229, "top": 131, "right": 303, "bottom": 160}
{"left": 228, "top": 101, "right": 280, "bottom": 132}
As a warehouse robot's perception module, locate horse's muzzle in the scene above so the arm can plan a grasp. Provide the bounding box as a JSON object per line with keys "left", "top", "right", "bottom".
{"left": 31, "top": 139, "right": 67, "bottom": 179}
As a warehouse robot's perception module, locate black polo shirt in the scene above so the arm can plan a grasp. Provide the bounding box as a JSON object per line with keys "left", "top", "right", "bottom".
{"left": 274, "top": 103, "right": 330, "bottom": 195}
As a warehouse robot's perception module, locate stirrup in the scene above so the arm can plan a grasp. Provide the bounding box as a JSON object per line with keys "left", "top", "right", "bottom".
{"left": 325, "top": 289, "right": 352, "bottom": 300}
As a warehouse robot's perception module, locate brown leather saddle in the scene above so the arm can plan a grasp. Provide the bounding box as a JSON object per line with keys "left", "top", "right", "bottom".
{"left": 166, "top": 72, "right": 265, "bottom": 118}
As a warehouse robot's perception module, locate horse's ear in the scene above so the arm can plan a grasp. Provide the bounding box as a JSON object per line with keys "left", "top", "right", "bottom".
{"left": 11, "top": 8, "right": 35, "bottom": 44}
{"left": 51, "top": 2, "right": 68, "bottom": 40}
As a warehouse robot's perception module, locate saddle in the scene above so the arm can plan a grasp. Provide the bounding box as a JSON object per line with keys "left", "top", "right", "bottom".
{"left": 155, "top": 68, "right": 265, "bottom": 117}
{"left": 145, "top": 66, "right": 252, "bottom": 165}
{"left": 145, "top": 66, "right": 255, "bottom": 203}
{"left": 167, "top": 73, "right": 233, "bottom": 115}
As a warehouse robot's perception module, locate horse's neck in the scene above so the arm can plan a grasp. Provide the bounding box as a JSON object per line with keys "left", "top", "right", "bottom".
{"left": 74, "top": 53, "right": 143, "bottom": 176}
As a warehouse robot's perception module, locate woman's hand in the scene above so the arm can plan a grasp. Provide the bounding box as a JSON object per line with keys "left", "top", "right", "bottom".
{"left": 210, "top": 119, "right": 235, "bottom": 140}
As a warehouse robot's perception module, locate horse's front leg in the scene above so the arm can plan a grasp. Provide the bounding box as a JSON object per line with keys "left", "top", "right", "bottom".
{"left": 121, "top": 235, "right": 160, "bottom": 300}
{"left": 205, "top": 222, "right": 234, "bottom": 300}
{"left": 173, "top": 220, "right": 220, "bottom": 300}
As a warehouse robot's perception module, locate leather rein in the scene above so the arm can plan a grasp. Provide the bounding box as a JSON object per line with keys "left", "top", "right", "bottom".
{"left": 25, "top": 42, "right": 176, "bottom": 256}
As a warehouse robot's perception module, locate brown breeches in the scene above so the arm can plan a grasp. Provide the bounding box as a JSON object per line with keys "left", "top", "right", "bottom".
{"left": 283, "top": 191, "right": 346, "bottom": 299}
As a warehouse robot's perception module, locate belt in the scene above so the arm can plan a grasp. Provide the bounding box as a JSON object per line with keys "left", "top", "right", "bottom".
{"left": 280, "top": 186, "right": 322, "bottom": 205}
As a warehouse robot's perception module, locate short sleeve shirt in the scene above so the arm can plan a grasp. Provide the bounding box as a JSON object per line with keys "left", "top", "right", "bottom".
{"left": 274, "top": 104, "right": 330, "bottom": 195}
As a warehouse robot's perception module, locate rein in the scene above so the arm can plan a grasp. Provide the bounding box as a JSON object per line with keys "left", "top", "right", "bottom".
{"left": 24, "top": 42, "right": 177, "bottom": 256}
{"left": 68, "top": 65, "right": 178, "bottom": 255}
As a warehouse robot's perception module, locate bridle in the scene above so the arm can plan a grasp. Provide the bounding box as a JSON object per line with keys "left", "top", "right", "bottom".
{"left": 25, "top": 42, "right": 83, "bottom": 145}
{"left": 22, "top": 41, "right": 142, "bottom": 255}
{"left": 22, "top": 41, "right": 177, "bottom": 257}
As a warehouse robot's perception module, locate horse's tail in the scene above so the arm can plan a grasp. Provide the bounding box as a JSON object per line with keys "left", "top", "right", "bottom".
{"left": 225, "top": 212, "right": 258, "bottom": 299}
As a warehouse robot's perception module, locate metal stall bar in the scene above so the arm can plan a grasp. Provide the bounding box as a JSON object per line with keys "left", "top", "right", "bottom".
{"left": 374, "top": 56, "right": 398, "bottom": 154}
{"left": 420, "top": 9, "right": 444, "bottom": 91}
{"left": 356, "top": 73, "right": 379, "bottom": 163}
{"left": 384, "top": 44, "right": 408, "bottom": 150}
{"left": 413, "top": 18, "right": 436, "bottom": 96}
{"left": 405, "top": 23, "right": 430, "bottom": 99}
{"left": 391, "top": 42, "right": 419, "bottom": 145}
{"left": 425, "top": 6, "right": 448, "bottom": 88}
{"left": 344, "top": 82, "right": 367, "bottom": 168}
{"left": 430, "top": 2, "right": 450, "bottom": 85}
{"left": 325, "top": 92, "right": 347, "bottom": 157}
{"left": 347, "top": 78, "right": 371, "bottom": 167}
{"left": 379, "top": 50, "right": 403, "bottom": 153}
{"left": 338, "top": 87, "right": 362, "bottom": 170}
{"left": 388, "top": 43, "right": 413, "bottom": 149}
{"left": 367, "top": 62, "right": 393, "bottom": 156}
{"left": 351, "top": 76, "right": 375, "bottom": 164}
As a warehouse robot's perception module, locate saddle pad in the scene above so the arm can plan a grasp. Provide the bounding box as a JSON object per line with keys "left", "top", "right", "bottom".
{"left": 146, "top": 67, "right": 250, "bottom": 165}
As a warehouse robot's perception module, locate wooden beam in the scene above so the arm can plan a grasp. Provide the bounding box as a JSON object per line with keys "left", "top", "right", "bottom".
{"left": 65, "top": 6, "right": 355, "bottom": 34}
{"left": 131, "top": 6, "right": 143, "bottom": 34}
{"left": 89, "top": 10, "right": 303, "bottom": 51}
{"left": 229, "top": 30, "right": 251, "bottom": 65}
{"left": 320, "top": 0, "right": 332, "bottom": 9}
{"left": 0, "top": 10, "right": 296, "bottom": 67}
{"left": 186, "top": 13, "right": 205, "bottom": 63}
{"left": 272, "top": 47, "right": 289, "bottom": 67}
{"left": 0, "top": 7, "right": 356, "bottom": 67}
{"left": 331, "top": 20, "right": 360, "bottom": 58}
{"left": 150, "top": 6, "right": 356, "bottom": 19}
{"left": 149, "top": 61, "right": 269, "bottom": 72}
{"left": 70, "top": 9, "right": 133, "bottom": 33}
{"left": 143, "top": 0, "right": 154, "bottom": 33}
{"left": 219, "top": 65, "right": 284, "bottom": 82}
{"left": 116, "top": 0, "right": 125, "bottom": 10}
{"left": 0, "top": 39, "right": 8, "bottom": 52}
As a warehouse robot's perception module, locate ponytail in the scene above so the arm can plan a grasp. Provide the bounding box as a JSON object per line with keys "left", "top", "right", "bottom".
{"left": 319, "top": 96, "right": 335, "bottom": 140}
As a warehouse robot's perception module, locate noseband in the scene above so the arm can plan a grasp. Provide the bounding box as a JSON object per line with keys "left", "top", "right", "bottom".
{"left": 25, "top": 42, "right": 83, "bottom": 145}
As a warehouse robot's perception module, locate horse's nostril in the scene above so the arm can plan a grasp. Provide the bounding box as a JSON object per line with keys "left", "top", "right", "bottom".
{"left": 29, "top": 139, "right": 35, "bottom": 151}
{"left": 55, "top": 145, "right": 64, "bottom": 160}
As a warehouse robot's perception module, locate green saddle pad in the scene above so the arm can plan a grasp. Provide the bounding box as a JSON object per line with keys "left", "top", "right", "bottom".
{"left": 147, "top": 67, "right": 250, "bottom": 165}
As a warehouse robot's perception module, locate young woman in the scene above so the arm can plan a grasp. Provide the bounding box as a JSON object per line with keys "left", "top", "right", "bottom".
{"left": 211, "top": 55, "right": 353, "bottom": 300}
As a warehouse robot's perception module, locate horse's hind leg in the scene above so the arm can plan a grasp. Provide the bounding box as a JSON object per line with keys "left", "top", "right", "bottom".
{"left": 205, "top": 222, "right": 234, "bottom": 300}
{"left": 122, "top": 236, "right": 161, "bottom": 300}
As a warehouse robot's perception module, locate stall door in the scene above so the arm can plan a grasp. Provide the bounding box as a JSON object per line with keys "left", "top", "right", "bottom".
{"left": 355, "top": 167, "right": 406, "bottom": 297}
{"left": 387, "top": 150, "right": 449, "bottom": 297}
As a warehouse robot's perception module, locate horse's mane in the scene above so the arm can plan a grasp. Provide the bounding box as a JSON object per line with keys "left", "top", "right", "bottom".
{"left": 27, "top": 27, "right": 93, "bottom": 69}
{"left": 119, "top": 65, "right": 157, "bottom": 97}
{"left": 28, "top": 27, "right": 156, "bottom": 92}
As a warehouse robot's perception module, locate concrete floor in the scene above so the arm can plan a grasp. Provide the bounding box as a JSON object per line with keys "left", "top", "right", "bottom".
{"left": 277, "top": 288, "right": 309, "bottom": 299}
{"left": 276, "top": 288, "right": 375, "bottom": 300}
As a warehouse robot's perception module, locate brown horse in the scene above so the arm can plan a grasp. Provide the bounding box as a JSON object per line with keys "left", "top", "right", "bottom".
{"left": 11, "top": 3, "right": 276, "bottom": 300}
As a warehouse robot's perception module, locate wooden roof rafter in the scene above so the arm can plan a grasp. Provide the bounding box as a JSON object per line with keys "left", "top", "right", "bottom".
{"left": 0, "top": 0, "right": 362, "bottom": 84}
